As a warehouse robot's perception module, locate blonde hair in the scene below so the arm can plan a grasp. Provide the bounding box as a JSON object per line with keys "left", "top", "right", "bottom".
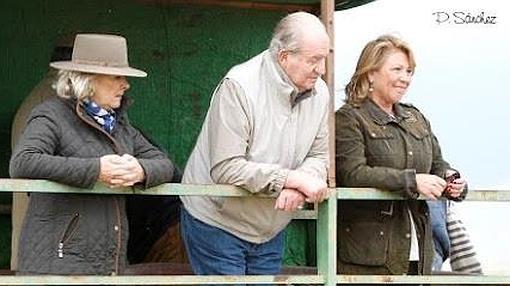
{"left": 345, "top": 34, "right": 416, "bottom": 106}
{"left": 54, "top": 70, "right": 95, "bottom": 101}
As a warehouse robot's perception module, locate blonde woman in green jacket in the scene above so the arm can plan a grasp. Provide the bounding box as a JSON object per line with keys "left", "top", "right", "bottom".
{"left": 335, "top": 34, "right": 467, "bottom": 276}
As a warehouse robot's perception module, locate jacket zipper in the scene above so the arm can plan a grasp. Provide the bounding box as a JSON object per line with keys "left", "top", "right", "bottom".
{"left": 75, "top": 102, "right": 123, "bottom": 273}
{"left": 57, "top": 212, "right": 80, "bottom": 258}
{"left": 114, "top": 197, "right": 122, "bottom": 274}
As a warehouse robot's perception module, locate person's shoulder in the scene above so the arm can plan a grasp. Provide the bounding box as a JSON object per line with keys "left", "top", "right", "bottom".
{"left": 35, "top": 96, "right": 66, "bottom": 108}
{"left": 398, "top": 102, "right": 426, "bottom": 116}
{"left": 398, "top": 101, "right": 420, "bottom": 111}
{"left": 397, "top": 102, "right": 420, "bottom": 111}
{"left": 338, "top": 101, "right": 355, "bottom": 110}
{"left": 336, "top": 102, "right": 360, "bottom": 119}
{"left": 335, "top": 103, "right": 365, "bottom": 132}
{"left": 222, "top": 52, "right": 264, "bottom": 97}
{"left": 398, "top": 102, "right": 430, "bottom": 123}
{"left": 31, "top": 96, "right": 71, "bottom": 117}
{"left": 227, "top": 50, "right": 265, "bottom": 76}
{"left": 337, "top": 101, "right": 360, "bottom": 113}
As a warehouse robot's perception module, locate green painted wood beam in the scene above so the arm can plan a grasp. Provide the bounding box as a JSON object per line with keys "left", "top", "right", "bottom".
{"left": 317, "top": 189, "right": 337, "bottom": 286}
{"left": 0, "top": 179, "right": 509, "bottom": 285}
{"left": 336, "top": 274, "right": 510, "bottom": 284}
{"left": 1, "top": 179, "right": 509, "bottom": 202}
{"left": 0, "top": 273, "right": 509, "bottom": 285}
{"left": 0, "top": 274, "right": 323, "bottom": 285}
{"left": 0, "top": 179, "right": 250, "bottom": 197}
{"left": 336, "top": 187, "right": 510, "bottom": 201}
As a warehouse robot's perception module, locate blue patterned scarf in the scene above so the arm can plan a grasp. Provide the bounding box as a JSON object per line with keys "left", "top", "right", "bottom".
{"left": 83, "top": 100, "right": 117, "bottom": 133}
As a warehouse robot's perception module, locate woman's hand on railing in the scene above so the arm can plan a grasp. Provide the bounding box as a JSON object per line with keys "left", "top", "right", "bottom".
{"left": 444, "top": 170, "right": 467, "bottom": 199}
{"left": 112, "top": 154, "right": 145, "bottom": 186}
{"left": 98, "top": 154, "right": 145, "bottom": 187}
{"left": 416, "top": 173, "right": 446, "bottom": 200}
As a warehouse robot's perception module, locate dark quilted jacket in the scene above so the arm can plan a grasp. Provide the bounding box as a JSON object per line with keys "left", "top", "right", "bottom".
{"left": 10, "top": 96, "right": 175, "bottom": 275}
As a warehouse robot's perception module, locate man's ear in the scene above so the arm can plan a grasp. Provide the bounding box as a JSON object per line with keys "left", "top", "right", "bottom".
{"left": 277, "top": 49, "right": 288, "bottom": 67}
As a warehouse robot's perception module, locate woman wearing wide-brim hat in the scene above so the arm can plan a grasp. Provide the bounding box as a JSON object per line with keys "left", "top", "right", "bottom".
{"left": 10, "top": 33, "right": 177, "bottom": 275}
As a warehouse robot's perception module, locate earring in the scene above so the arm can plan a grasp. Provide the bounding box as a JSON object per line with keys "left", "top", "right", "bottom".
{"left": 368, "top": 80, "right": 374, "bottom": 92}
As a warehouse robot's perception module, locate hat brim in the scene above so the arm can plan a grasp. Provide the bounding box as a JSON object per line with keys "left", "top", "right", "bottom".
{"left": 50, "top": 61, "right": 147, "bottom": 77}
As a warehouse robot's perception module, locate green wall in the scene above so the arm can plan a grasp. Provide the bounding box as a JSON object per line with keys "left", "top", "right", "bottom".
{"left": 1, "top": 0, "right": 317, "bottom": 270}
{"left": 0, "top": 0, "right": 284, "bottom": 170}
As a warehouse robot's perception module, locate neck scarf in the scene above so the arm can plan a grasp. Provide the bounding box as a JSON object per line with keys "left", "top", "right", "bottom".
{"left": 83, "top": 100, "right": 116, "bottom": 133}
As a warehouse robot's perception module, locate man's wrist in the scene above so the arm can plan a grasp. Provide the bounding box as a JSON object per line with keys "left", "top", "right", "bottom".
{"left": 285, "top": 170, "right": 302, "bottom": 189}
{"left": 269, "top": 168, "right": 291, "bottom": 194}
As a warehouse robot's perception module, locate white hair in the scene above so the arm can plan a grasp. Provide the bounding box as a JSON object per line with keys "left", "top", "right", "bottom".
{"left": 268, "top": 12, "right": 327, "bottom": 58}
{"left": 54, "top": 70, "right": 95, "bottom": 101}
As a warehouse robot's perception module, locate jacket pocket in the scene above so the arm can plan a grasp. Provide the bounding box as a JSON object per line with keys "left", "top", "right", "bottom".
{"left": 57, "top": 212, "right": 80, "bottom": 259}
{"left": 338, "top": 221, "right": 389, "bottom": 266}
{"left": 365, "top": 127, "right": 398, "bottom": 161}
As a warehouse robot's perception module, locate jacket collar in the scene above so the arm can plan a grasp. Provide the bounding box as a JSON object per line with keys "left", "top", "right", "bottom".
{"left": 70, "top": 96, "right": 129, "bottom": 154}
{"left": 263, "top": 51, "right": 314, "bottom": 107}
{"left": 70, "top": 95, "right": 132, "bottom": 123}
{"left": 363, "top": 98, "right": 410, "bottom": 125}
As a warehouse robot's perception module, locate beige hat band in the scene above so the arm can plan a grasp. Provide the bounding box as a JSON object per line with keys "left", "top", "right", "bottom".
{"left": 74, "top": 59, "right": 127, "bottom": 68}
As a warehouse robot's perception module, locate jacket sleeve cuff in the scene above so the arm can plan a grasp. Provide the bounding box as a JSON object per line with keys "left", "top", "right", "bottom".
{"left": 402, "top": 169, "right": 419, "bottom": 199}
{"left": 267, "top": 168, "right": 291, "bottom": 196}
{"left": 138, "top": 158, "right": 175, "bottom": 189}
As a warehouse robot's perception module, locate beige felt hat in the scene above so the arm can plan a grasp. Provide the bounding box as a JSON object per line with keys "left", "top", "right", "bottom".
{"left": 50, "top": 33, "right": 147, "bottom": 77}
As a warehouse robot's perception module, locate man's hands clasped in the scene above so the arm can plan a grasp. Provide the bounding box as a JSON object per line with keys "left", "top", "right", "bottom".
{"left": 274, "top": 170, "right": 329, "bottom": 212}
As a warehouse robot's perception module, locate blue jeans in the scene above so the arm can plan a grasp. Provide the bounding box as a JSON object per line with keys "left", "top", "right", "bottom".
{"left": 426, "top": 200, "right": 450, "bottom": 271}
{"left": 180, "top": 208, "right": 285, "bottom": 276}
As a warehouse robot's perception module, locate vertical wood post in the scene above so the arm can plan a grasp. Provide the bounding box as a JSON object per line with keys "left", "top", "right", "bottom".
{"left": 321, "top": 0, "right": 336, "bottom": 188}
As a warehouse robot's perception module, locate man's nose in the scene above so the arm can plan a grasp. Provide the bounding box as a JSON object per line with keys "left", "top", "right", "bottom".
{"left": 315, "top": 58, "right": 326, "bottom": 75}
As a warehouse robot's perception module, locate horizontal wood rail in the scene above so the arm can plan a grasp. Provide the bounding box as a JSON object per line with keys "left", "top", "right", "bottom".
{"left": 2, "top": 179, "right": 509, "bottom": 201}
{"left": 0, "top": 178, "right": 508, "bottom": 285}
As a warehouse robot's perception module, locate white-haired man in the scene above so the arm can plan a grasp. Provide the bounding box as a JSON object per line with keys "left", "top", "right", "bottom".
{"left": 181, "top": 12, "right": 331, "bottom": 275}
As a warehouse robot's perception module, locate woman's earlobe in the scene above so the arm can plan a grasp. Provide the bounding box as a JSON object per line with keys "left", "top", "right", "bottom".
{"left": 368, "top": 73, "right": 374, "bottom": 82}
